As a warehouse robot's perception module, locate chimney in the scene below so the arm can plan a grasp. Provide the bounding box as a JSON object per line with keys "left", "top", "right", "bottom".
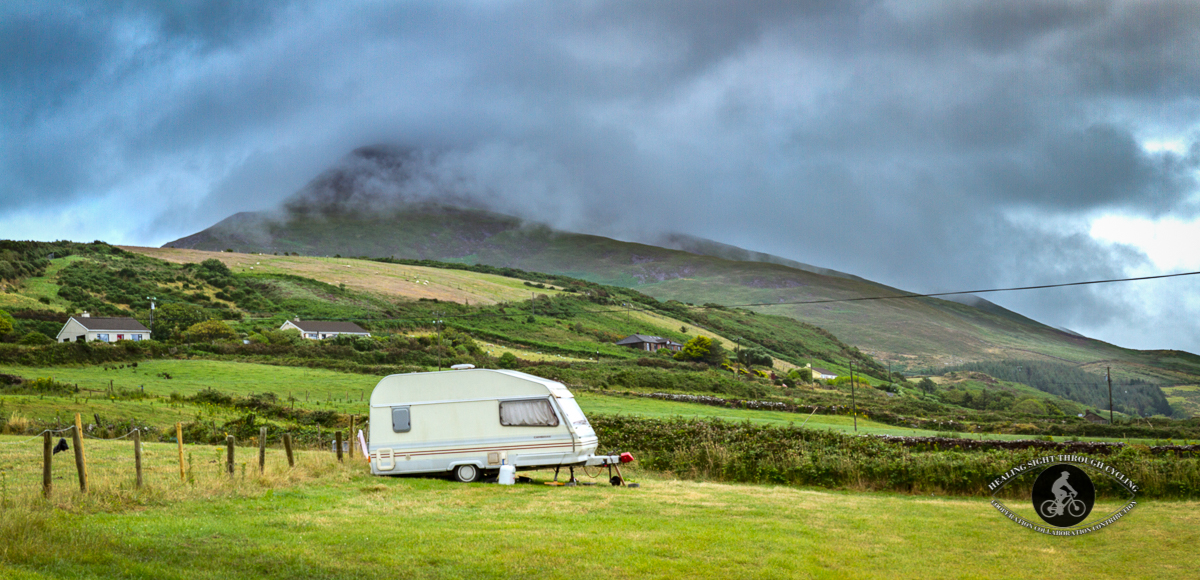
{"left": 294, "top": 317, "right": 300, "bottom": 322}
{"left": 81, "top": 311, "right": 90, "bottom": 318}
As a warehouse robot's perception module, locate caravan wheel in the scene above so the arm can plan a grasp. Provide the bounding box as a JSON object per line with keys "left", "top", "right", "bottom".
{"left": 453, "top": 464, "right": 480, "bottom": 483}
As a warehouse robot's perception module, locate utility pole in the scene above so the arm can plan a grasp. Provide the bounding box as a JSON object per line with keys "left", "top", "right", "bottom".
{"left": 850, "top": 362, "right": 857, "bottom": 432}
{"left": 735, "top": 338, "right": 742, "bottom": 381}
{"left": 146, "top": 296, "right": 157, "bottom": 330}
{"left": 1107, "top": 366, "right": 1114, "bottom": 425}
{"left": 434, "top": 312, "right": 443, "bottom": 371}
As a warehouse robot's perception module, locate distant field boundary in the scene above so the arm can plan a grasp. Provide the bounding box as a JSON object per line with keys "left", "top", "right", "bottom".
{"left": 591, "top": 389, "right": 1200, "bottom": 453}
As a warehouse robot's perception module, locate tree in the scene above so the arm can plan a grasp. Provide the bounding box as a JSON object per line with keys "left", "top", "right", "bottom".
{"left": 737, "top": 347, "right": 773, "bottom": 368}
{"left": 498, "top": 352, "right": 519, "bottom": 369}
{"left": 788, "top": 367, "right": 813, "bottom": 384}
{"left": 184, "top": 319, "right": 237, "bottom": 344}
{"left": 674, "top": 336, "right": 727, "bottom": 365}
{"left": 917, "top": 377, "right": 937, "bottom": 394}
{"left": 153, "top": 303, "right": 207, "bottom": 340}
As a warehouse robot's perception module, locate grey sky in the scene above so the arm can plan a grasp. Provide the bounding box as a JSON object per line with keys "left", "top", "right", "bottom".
{"left": 3, "top": 1, "right": 1199, "bottom": 352}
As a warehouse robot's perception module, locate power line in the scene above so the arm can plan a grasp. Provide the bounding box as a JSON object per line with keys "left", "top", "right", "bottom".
{"left": 715, "top": 270, "right": 1200, "bottom": 308}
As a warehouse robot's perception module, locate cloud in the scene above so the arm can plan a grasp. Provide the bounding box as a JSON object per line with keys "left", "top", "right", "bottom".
{"left": 3, "top": 0, "right": 1200, "bottom": 352}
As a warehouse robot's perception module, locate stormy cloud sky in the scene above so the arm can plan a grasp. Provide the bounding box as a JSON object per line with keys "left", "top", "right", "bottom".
{"left": 3, "top": 0, "right": 1200, "bottom": 353}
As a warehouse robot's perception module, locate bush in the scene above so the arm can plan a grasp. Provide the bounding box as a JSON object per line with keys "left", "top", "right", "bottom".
{"left": 674, "top": 336, "right": 726, "bottom": 365}
{"left": 498, "top": 352, "right": 519, "bottom": 369}
{"left": 184, "top": 319, "right": 238, "bottom": 343}
{"left": 17, "top": 331, "right": 53, "bottom": 345}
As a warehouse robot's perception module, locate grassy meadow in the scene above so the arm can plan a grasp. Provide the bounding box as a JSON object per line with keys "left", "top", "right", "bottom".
{"left": 0, "top": 435, "right": 1193, "bottom": 579}
{"left": 0, "top": 359, "right": 1172, "bottom": 445}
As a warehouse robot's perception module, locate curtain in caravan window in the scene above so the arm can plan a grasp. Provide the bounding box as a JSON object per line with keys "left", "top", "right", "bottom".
{"left": 499, "top": 399, "right": 559, "bottom": 426}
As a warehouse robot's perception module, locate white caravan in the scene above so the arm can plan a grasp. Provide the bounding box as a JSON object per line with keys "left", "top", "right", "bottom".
{"left": 367, "top": 369, "right": 625, "bottom": 482}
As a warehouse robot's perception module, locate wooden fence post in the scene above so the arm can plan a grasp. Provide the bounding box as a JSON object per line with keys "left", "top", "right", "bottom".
{"left": 176, "top": 422, "right": 184, "bottom": 482}
{"left": 258, "top": 427, "right": 267, "bottom": 473}
{"left": 42, "top": 431, "right": 52, "bottom": 497}
{"left": 226, "top": 436, "right": 235, "bottom": 478}
{"left": 349, "top": 417, "right": 356, "bottom": 459}
{"left": 336, "top": 431, "right": 344, "bottom": 462}
{"left": 72, "top": 413, "right": 87, "bottom": 492}
{"left": 283, "top": 433, "right": 294, "bottom": 468}
{"left": 134, "top": 429, "right": 143, "bottom": 488}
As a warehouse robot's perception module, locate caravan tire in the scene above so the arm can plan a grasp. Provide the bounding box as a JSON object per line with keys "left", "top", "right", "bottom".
{"left": 453, "top": 464, "right": 480, "bottom": 483}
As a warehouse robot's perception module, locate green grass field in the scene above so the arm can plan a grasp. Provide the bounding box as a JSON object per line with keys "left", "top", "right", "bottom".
{"left": 573, "top": 392, "right": 1162, "bottom": 444}
{"left": 1, "top": 360, "right": 1166, "bottom": 445}
{"left": 0, "top": 435, "right": 1192, "bottom": 579}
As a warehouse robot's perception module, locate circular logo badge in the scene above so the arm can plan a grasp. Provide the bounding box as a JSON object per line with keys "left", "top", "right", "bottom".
{"left": 1031, "top": 464, "right": 1095, "bottom": 527}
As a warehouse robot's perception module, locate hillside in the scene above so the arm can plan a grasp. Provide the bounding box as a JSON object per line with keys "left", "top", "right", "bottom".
{"left": 161, "top": 147, "right": 1199, "bottom": 376}
{"left": 0, "top": 240, "right": 881, "bottom": 375}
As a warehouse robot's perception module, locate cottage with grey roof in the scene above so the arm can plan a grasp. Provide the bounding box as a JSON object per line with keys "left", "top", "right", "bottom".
{"left": 280, "top": 318, "right": 371, "bottom": 340}
{"left": 56, "top": 312, "right": 150, "bottom": 343}
{"left": 615, "top": 334, "right": 684, "bottom": 353}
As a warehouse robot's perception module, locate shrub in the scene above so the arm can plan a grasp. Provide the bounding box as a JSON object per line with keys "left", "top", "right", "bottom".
{"left": 18, "top": 331, "right": 53, "bottom": 346}
{"left": 674, "top": 336, "right": 726, "bottom": 365}
{"left": 184, "top": 319, "right": 238, "bottom": 343}
{"left": 498, "top": 352, "right": 519, "bottom": 369}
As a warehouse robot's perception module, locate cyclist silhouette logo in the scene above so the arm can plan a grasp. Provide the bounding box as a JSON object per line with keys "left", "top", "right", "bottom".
{"left": 1032, "top": 464, "right": 1094, "bottom": 527}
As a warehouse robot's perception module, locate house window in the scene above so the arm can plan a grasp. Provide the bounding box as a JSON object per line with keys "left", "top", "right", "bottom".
{"left": 132, "top": 334, "right": 142, "bottom": 341}
{"left": 499, "top": 399, "right": 559, "bottom": 427}
{"left": 117, "top": 334, "right": 124, "bottom": 341}
{"left": 95, "top": 333, "right": 110, "bottom": 342}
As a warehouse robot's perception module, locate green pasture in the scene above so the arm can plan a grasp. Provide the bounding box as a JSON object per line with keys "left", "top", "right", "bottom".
{"left": 0, "top": 436, "right": 1192, "bottom": 579}
{"left": 0, "top": 360, "right": 1169, "bottom": 445}
{"left": 0, "top": 360, "right": 377, "bottom": 410}
{"left": 573, "top": 392, "right": 1161, "bottom": 444}
{"left": 1163, "top": 385, "right": 1200, "bottom": 418}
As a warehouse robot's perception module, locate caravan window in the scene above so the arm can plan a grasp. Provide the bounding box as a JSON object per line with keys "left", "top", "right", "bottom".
{"left": 499, "top": 399, "right": 559, "bottom": 427}
{"left": 391, "top": 407, "right": 411, "bottom": 433}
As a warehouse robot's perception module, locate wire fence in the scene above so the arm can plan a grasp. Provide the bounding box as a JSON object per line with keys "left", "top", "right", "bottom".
{"left": 0, "top": 419, "right": 358, "bottom": 509}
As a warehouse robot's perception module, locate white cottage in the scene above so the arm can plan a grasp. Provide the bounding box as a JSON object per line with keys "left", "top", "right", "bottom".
{"left": 280, "top": 319, "right": 371, "bottom": 340}
{"left": 808, "top": 364, "right": 838, "bottom": 380}
{"left": 56, "top": 313, "right": 150, "bottom": 343}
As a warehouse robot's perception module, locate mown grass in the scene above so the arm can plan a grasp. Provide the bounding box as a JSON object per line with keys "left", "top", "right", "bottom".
{"left": 0, "top": 435, "right": 1194, "bottom": 579}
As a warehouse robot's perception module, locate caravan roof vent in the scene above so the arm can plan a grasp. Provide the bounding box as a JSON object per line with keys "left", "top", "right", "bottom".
{"left": 450, "top": 364, "right": 475, "bottom": 370}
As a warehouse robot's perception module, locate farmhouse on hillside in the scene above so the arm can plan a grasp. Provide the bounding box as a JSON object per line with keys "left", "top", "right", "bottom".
{"left": 56, "top": 312, "right": 150, "bottom": 343}
{"left": 1082, "top": 411, "right": 1109, "bottom": 425}
{"left": 280, "top": 319, "right": 371, "bottom": 340}
{"left": 615, "top": 334, "right": 684, "bottom": 353}
{"left": 807, "top": 364, "right": 838, "bottom": 380}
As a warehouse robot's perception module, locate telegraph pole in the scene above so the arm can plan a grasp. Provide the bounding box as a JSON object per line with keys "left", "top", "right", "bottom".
{"left": 1107, "top": 366, "right": 1114, "bottom": 425}
{"left": 146, "top": 296, "right": 157, "bottom": 330}
{"left": 434, "top": 312, "right": 444, "bottom": 371}
{"left": 850, "top": 362, "right": 857, "bottom": 432}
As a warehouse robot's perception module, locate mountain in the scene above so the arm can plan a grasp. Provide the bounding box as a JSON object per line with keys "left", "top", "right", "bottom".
{"left": 165, "top": 146, "right": 1199, "bottom": 376}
